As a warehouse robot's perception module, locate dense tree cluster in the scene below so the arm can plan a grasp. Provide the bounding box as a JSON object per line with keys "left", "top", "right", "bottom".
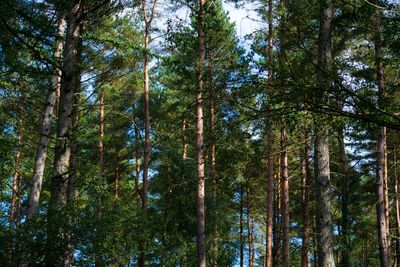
{"left": 1, "top": 0, "right": 400, "bottom": 266}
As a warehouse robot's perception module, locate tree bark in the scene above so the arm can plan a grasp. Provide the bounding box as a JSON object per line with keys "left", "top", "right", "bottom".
{"left": 264, "top": 0, "right": 274, "bottom": 266}
{"left": 99, "top": 74, "right": 105, "bottom": 176}
{"left": 26, "top": 17, "right": 66, "bottom": 221}
{"left": 208, "top": 52, "right": 218, "bottom": 267}
{"left": 337, "top": 127, "right": 350, "bottom": 266}
{"left": 394, "top": 152, "right": 400, "bottom": 267}
{"left": 64, "top": 83, "right": 80, "bottom": 267}
{"left": 196, "top": 0, "right": 206, "bottom": 266}
{"left": 273, "top": 159, "right": 281, "bottom": 267}
{"left": 8, "top": 104, "right": 23, "bottom": 264}
{"left": 247, "top": 185, "right": 254, "bottom": 267}
{"left": 315, "top": 0, "right": 336, "bottom": 265}
{"left": 280, "top": 127, "right": 290, "bottom": 267}
{"left": 240, "top": 184, "right": 244, "bottom": 267}
{"left": 374, "top": 6, "right": 390, "bottom": 267}
{"left": 138, "top": 1, "right": 157, "bottom": 264}
{"left": 301, "top": 136, "right": 311, "bottom": 267}
{"left": 134, "top": 117, "right": 141, "bottom": 207}
{"left": 46, "top": 2, "right": 82, "bottom": 265}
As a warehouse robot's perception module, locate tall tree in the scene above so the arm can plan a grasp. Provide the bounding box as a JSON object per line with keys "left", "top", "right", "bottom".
{"left": 26, "top": 16, "right": 66, "bottom": 220}
{"left": 301, "top": 134, "right": 311, "bottom": 267}
{"left": 264, "top": 0, "right": 274, "bottom": 265}
{"left": 314, "top": 0, "right": 336, "bottom": 265}
{"left": 374, "top": 6, "right": 390, "bottom": 267}
{"left": 46, "top": 1, "right": 82, "bottom": 265}
{"left": 196, "top": 0, "right": 206, "bottom": 266}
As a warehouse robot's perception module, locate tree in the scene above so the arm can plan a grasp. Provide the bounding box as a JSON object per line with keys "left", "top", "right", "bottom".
{"left": 314, "top": 0, "right": 336, "bottom": 265}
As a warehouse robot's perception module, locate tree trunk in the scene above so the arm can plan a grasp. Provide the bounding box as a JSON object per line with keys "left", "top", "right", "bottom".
{"left": 314, "top": 130, "right": 335, "bottom": 267}
{"left": 301, "top": 136, "right": 311, "bottom": 267}
{"left": 99, "top": 76, "right": 105, "bottom": 176}
{"left": 315, "top": 0, "right": 336, "bottom": 265}
{"left": 337, "top": 127, "right": 350, "bottom": 266}
{"left": 134, "top": 117, "right": 141, "bottom": 207}
{"left": 240, "top": 184, "right": 244, "bottom": 267}
{"left": 247, "top": 186, "right": 254, "bottom": 267}
{"left": 8, "top": 105, "right": 23, "bottom": 264}
{"left": 208, "top": 52, "right": 218, "bottom": 267}
{"left": 374, "top": 6, "right": 390, "bottom": 267}
{"left": 46, "top": 2, "right": 82, "bottom": 265}
{"left": 142, "top": 17, "right": 150, "bottom": 211}
{"left": 280, "top": 127, "right": 290, "bottom": 267}
{"left": 65, "top": 85, "right": 80, "bottom": 267}
{"left": 265, "top": 0, "right": 274, "bottom": 265}
{"left": 138, "top": 1, "right": 157, "bottom": 263}
{"left": 273, "top": 158, "right": 281, "bottom": 267}
{"left": 26, "top": 17, "right": 66, "bottom": 221}
{"left": 196, "top": 0, "right": 206, "bottom": 266}
{"left": 394, "top": 152, "right": 400, "bottom": 266}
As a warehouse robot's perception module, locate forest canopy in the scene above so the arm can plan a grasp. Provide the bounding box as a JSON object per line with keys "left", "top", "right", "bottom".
{"left": 1, "top": 0, "right": 400, "bottom": 266}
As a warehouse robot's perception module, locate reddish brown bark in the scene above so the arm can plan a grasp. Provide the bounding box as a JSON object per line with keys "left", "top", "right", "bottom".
{"left": 273, "top": 158, "right": 281, "bottom": 267}
{"left": 99, "top": 82, "right": 105, "bottom": 176}
{"left": 394, "top": 152, "right": 400, "bottom": 266}
{"left": 374, "top": 7, "right": 390, "bottom": 267}
{"left": 196, "top": 0, "right": 206, "bottom": 266}
{"left": 280, "top": 127, "right": 290, "bottom": 267}
{"left": 264, "top": 0, "right": 274, "bottom": 265}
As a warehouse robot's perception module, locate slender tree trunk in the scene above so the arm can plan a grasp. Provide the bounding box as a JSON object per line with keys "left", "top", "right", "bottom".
{"left": 384, "top": 134, "right": 389, "bottom": 245}
{"left": 394, "top": 152, "right": 400, "bottom": 266}
{"left": 301, "top": 137, "right": 311, "bottom": 267}
{"left": 196, "top": 0, "right": 206, "bottom": 266}
{"left": 315, "top": 0, "right": 335, "bottom": 265}
{"left": 134, "top": 118, "right": 141, "bottom": 207}
{"left": 374, "top": 6, "right": 390, "bottom": 267}
{"left": 142, "top": 18, "right": 150, "bottom": 211}
{"left": 26, "top": 17, "right": 66, "bottom": 221}
{"left": 280, "top": 127, "right": 290, "bottom": 267}
{"left": 10, "top": 172, "right": 18, "bottom": 231}
{"left": 247, "top": 186, "right": 254, "bottom": 267}
{"left": 208, "top": 53, "right": 218, "bottom": 267}
{"left": 99, "top": 80, "right": 105, "bottom": 176}
{"left": 8, "top": 105, "right": 23, "bottom": 264}
{"left": 273, "top": 159, "right": 281, "bottom": 267}
{"left": 46, "top": 2, "right": 82, "bottom": 265}
{"left": 265, "top": 0, "right": 274, "bottom": 265}
{"left": 240, "top": 184, "right": 244, "bottom": 267}
{"left": 138, "top": 1, "right": 157, "bottom": 264}
{"left": 337, "top": 127, "right": 350, "bottom": 266}
{"left": 15, "top": 172, "right": 22, "bottom": 228}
